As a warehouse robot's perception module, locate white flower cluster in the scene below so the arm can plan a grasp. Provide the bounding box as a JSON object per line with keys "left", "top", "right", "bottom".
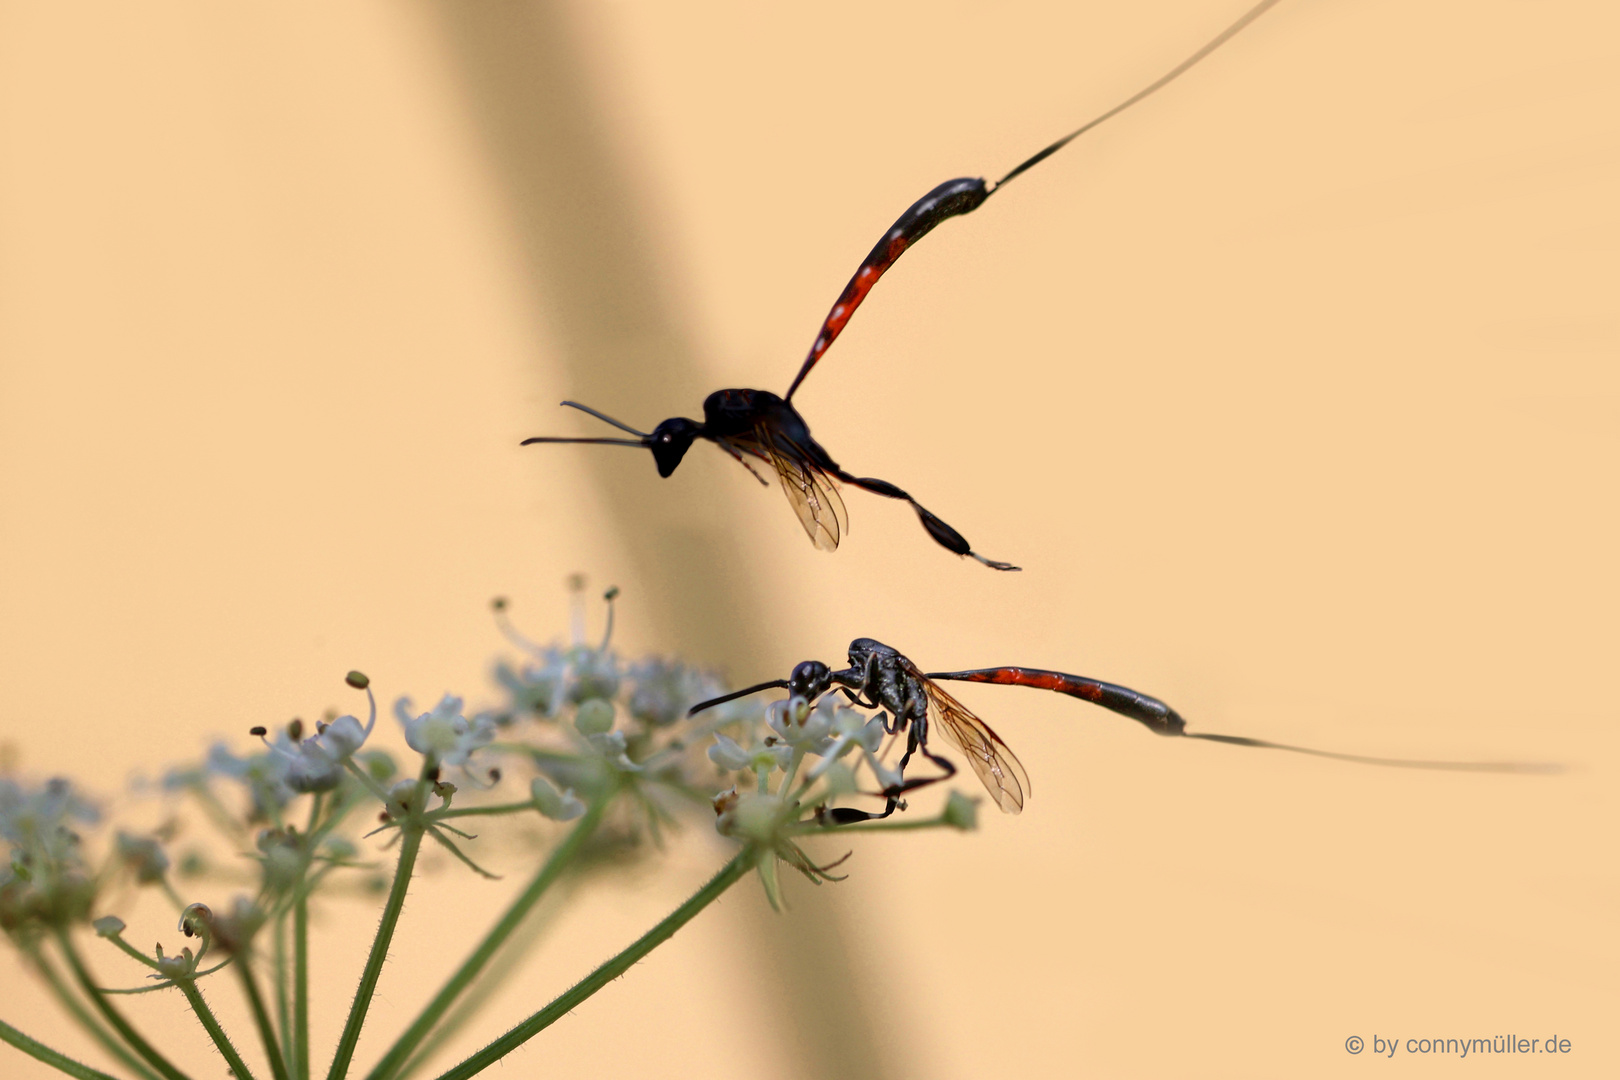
{"left": 1, "top": 776, "right": 175, "bottom": 937}
{"left": 708, "top": 696, "right": 889, "bottom": 793}
{"left": 0, "top": 776, "right": 98, "bottom": 891}
{"left": 0, "top": 587, "right": 991, "bottom": 1080}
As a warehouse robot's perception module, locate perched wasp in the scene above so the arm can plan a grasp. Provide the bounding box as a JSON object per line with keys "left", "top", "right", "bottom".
{"left": 693, "top": 637, "right": 1551, "bottom": 823}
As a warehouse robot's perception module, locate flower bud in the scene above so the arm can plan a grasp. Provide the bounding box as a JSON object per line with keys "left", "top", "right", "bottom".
{"left": 728, "top": 792, "right": 786, "bottom": 844}
{"left": 711, "top": 787, "right": 740, "bottom": 835}
{"left": 210, "top": 896, "right": 266, "bottom": 954}
{"left": 323, "top": 837, "right": 357, "bottom": 860}
{"left": 92, "top": 915, "right": 126, "bottom": 938}
{"left": 574, "top": 698, "right": 615, "bottom": 736}
{"left": 115, "top": 832, "right": 170, "bottom": 884}
{"left": 942, "top": 790, "right": 979, "bottom": 831}
{"left": 345, "top": 670, "right": 370, "bottom": 689}
{"left": 529, "top": 776, "right": 586, "bottom": 821}
{"left": 388, "top": 779, "right": 422, "bottom": 814}
{"left": 362, "top": 750, "right": 397, "bottom": 782}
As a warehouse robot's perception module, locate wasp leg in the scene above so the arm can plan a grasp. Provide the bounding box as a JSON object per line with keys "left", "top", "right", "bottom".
{"left": 820, "top": 798, "right": 903, "bottom": 825}
{"left": 884, "top": 744, "right": 957, "bottom": 799}
{"left": 820, "top": 729, "right": 956, "bottom": 825}
{"left": 834, "top": 469, "right": 1019, "bottom": 571}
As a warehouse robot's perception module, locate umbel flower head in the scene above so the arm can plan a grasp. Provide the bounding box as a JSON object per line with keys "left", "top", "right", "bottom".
{"left": 0, "top": 582, "right": 994, "bottom": 1080}
{"left": 481, "top": 589, "right": 756, "bottom": 832}
{"left": 0, "top": 776, "right": 100, "bottom": 933}
{"left": 32, "top": 589, "right": 978, "bottom": 963}
{"left": 699, "top": 690, "right": 982, "bottom": 908}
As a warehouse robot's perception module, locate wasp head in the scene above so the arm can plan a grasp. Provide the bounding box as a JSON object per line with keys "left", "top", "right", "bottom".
{"left": 521, "top": 402, "right": 705, "bottom": 478}
{"left": 647, "top": 417, "right": 702, "bottom": 478}
{"left": 788, "top": 660, "right": 832, "bottom": 701}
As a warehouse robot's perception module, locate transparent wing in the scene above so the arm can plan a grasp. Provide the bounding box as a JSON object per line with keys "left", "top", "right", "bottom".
{"left": 912, "top": 663, "right": 1029, "bottom": 814}
{"left": 753, "top": 425, "right": 848, "bottom": 552}
{"left": 713, "top": 437, "right": 773, "bottom": 486}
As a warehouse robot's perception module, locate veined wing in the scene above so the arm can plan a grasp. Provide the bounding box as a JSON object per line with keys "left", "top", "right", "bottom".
{"left": 911, "top": 662, "right": 1029, "bottom": 814}
{"left": 753, "top": 424, "right": 848, "bottom": 552}
{"left": 713, "top": 437, "right": 773, "bottom": 487}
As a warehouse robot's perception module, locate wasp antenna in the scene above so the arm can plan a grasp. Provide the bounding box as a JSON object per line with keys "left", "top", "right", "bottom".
{"left": 992, "top": 0, "right": 1285, "bottom": 193}
{"left": 519, "top": 436, "right": 647, "bottom": 447}
{"left": 559, "top": 400, "right": 652, "bottom": 438}
{"left": 688, "top": 679, "right": 792, "bottom": 716}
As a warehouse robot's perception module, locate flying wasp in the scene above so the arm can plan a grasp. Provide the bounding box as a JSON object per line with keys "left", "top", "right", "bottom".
{"left": 523, "top": 1, "right": 1286, "bottom": 570}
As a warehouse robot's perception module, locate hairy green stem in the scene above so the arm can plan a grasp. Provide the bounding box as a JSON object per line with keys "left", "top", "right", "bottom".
{"left": 295, "top": 895, "right": 310, "bottom": 1080}
{"left": 160, "top": 880, "right": 188, "bottom": 913}
{"left": 177, "top": 978, "right": 257, "bottom": 1080}
{"left": 791, "top": 813, "right": 956, "bottom": 835}
{"left": 296, "top": 792, "right": 322, "bottom": 1080}
{"left": 432, "top": 848, "right": 752, "bottom": 1080}
{"left": 427, "top": 800, "right": 539, "bottom": 820}
{"left": 55, "top": 931, "right": 192, "bottom": 1080}
{"left": 387, "top": 876, "right": 584, "bottom": 1079}
{"left": 27, "top": 944, "right": 163, "bottom": 1080}
{"left": 363, "top": 798, "right": 609, "bottom": 1080}
{"left": 0, "top": 1017, "right": 122, "bottom": 1080}
{"left": 339, "top": 760, "right": 397, "bottom": 809}
{"left": 324, "top": 825, "right": 424, "bottom": 1080}
{"left": 237, "top": 956, "right": 292, "bottom": 1080}
{"left": 274, "top": 911, "right": 294, "bottom": 1077}
{"left": 103, "top": 934, "right": 163, "bottom": 971}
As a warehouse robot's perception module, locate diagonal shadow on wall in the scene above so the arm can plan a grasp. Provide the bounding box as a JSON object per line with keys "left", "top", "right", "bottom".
{"left": 423, "top": 4, "right": 897, "bottom": 1079}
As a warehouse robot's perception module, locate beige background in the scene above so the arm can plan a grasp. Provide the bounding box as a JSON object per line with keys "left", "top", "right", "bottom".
{"left": 1, "top": 2, "right": 1615, "bottom": 1078}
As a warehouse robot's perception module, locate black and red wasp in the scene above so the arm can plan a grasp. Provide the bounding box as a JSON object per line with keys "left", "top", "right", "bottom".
{"left": 523, "top": 0, "right": 1286, "bottom": 570}
{"left": 690, "top": 637, "right": 1550, "bottom": 824}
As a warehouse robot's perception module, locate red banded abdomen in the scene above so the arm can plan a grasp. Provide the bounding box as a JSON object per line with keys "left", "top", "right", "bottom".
{"left": 925, "top": 666, "right": 1187, "bottom": 737}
